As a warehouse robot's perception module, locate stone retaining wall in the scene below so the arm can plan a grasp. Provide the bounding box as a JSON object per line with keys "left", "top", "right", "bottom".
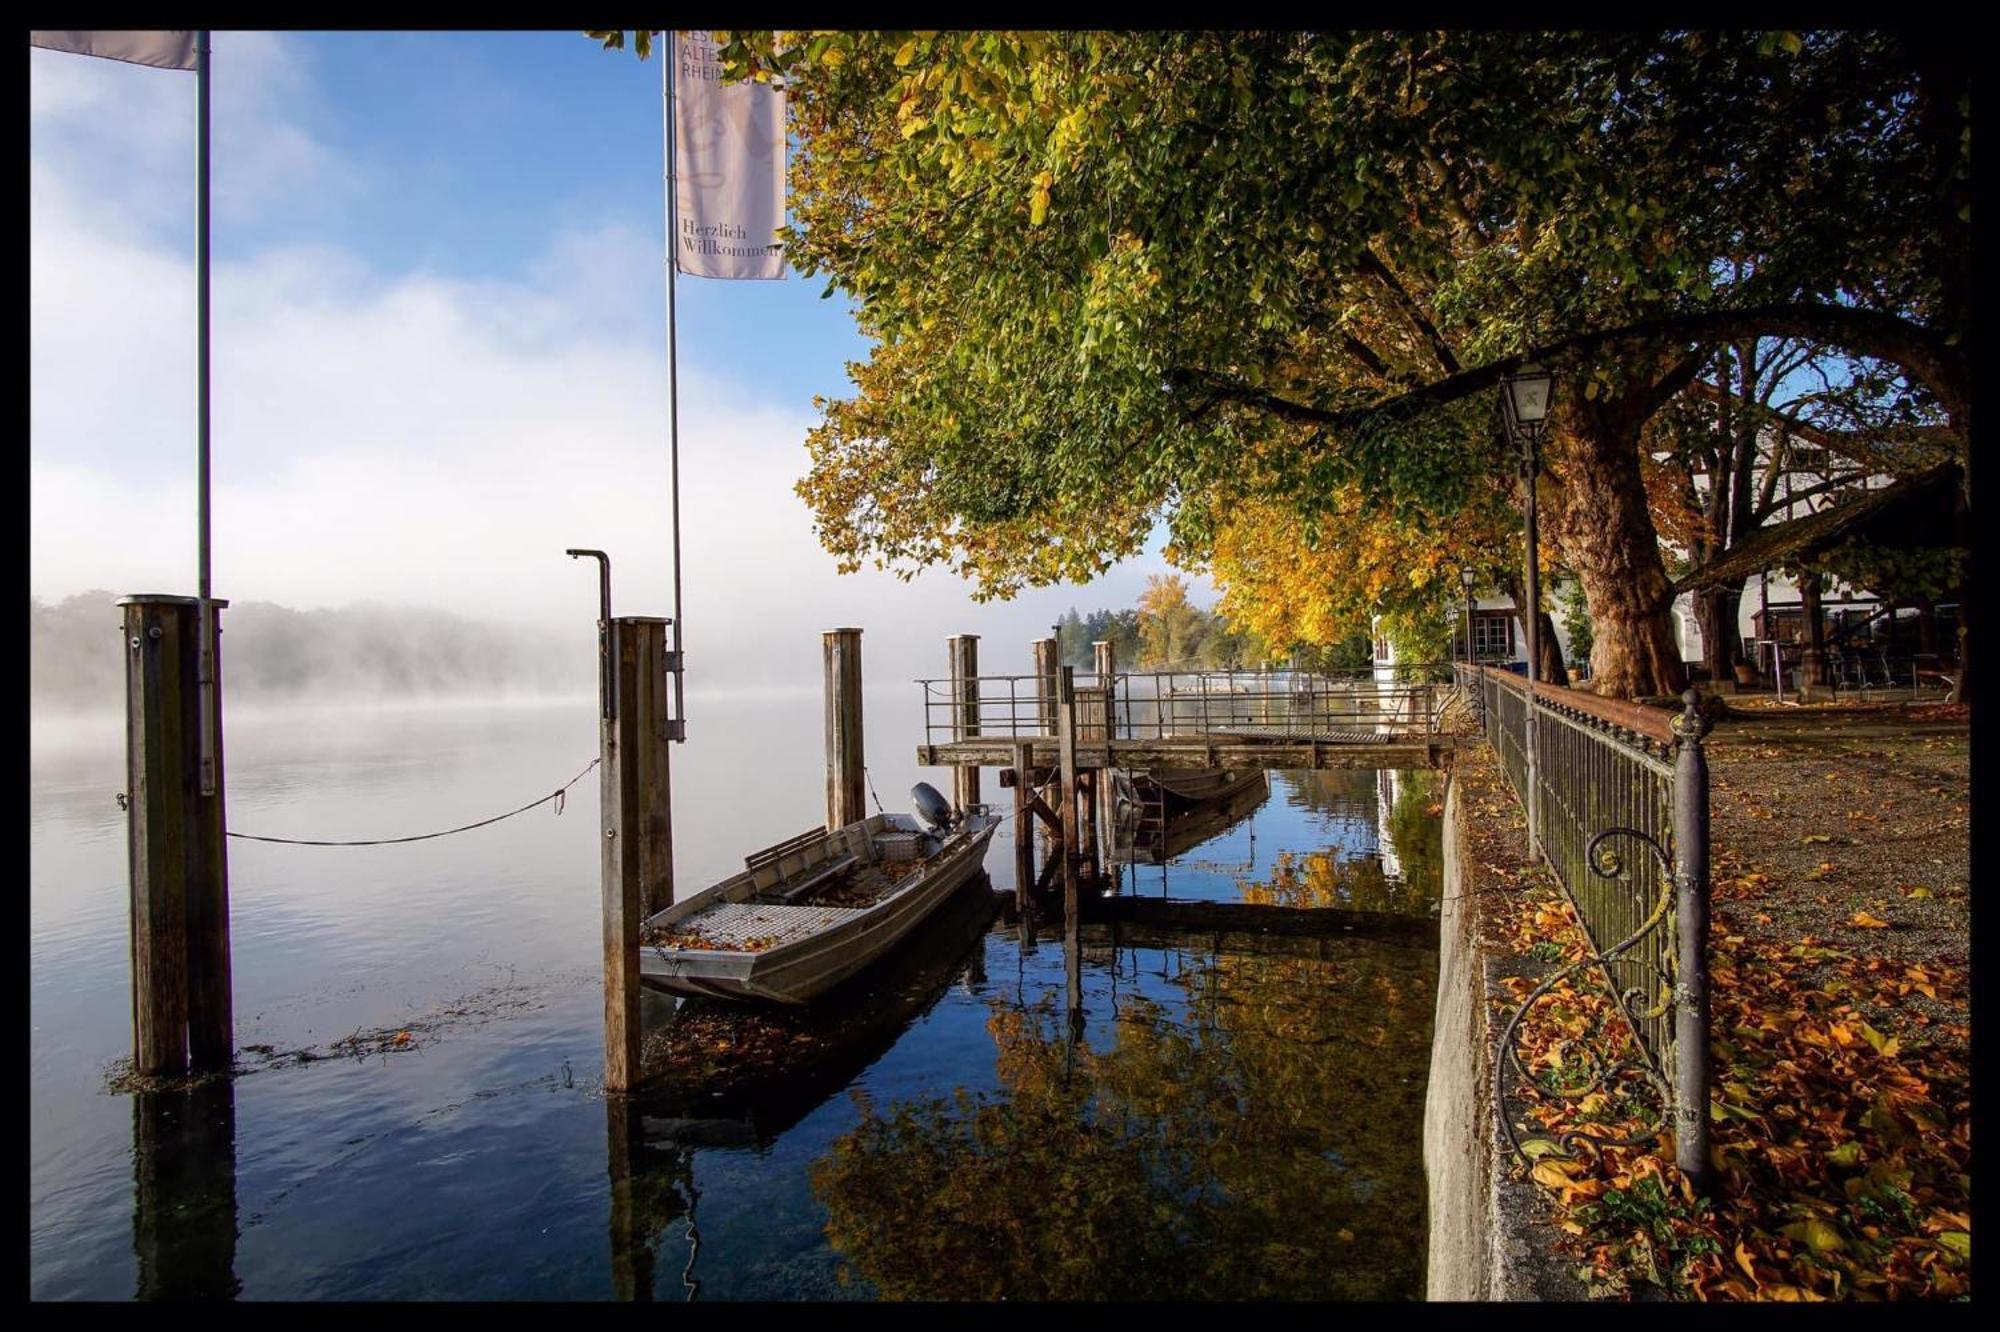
{"left": 1424, "top": 744, "right": 1589, "bottom": 1301}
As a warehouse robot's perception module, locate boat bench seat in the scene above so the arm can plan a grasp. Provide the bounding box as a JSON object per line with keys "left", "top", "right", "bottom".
{"left": 757, "top": 854, "right": 859, "bottom": 905}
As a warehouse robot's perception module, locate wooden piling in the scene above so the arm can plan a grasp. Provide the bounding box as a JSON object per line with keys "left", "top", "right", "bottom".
{"left": 1056, "top": 667, "right": 1082, "bottom": 1009}
{"left": 1010, "top": 740, "right": 1038, "bottom": 947}
{"left": 133, "top": 1078, "right": 239, "bottom": 1299}
{"left": 605, "top": 1093, "right": 654, "bottom": 1301}
{"left": 1034, "top": 636, "right": 1059, "bottom": 735}
{"left": 824, "top": 628, "right": 866, "bottom": 830}
{"left": 631, "top": 621, "right": 675, "bottom": 916}
{"left": 1091, "top": 639, "right": 1118, "bottom": 870}
{"left": 120, "top": 595, "right": 233, "bottom": 1077}
{"left": 1010, "top": 739, "right": 1035, "bottom": 889}
{"left": 948, "top": 634, "right": 980, "bottom": 816}
{"left": 601, "top": 617, "right": 668, "bottom": 1094}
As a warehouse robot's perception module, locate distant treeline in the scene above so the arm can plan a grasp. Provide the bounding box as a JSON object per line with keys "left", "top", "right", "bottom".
{"left": 29, "top": 592, "right": 587, "bottom": 712}
{"left": 1055, "top": 574, "right": 1374, "bottom": 673}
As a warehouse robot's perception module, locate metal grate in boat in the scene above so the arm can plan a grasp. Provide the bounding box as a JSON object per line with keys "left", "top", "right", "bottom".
{"left": 675, "top": 901, "right": 867, "bottom": 949}
{"left": 874, "top": 831, "right": 926, "bottom": 862}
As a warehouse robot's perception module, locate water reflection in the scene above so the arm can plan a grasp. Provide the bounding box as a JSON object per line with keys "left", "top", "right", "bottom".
{"left": 807, "top": 934, "right": 1438, "bottom": 1300}
{"left": 1110, "top": 772, "right": 1271, "bottom": 867}
{"left": 790, "top": 764, "right": 1443, "bottom": 1300}
{"left": 610, "top": 878, "right": 1004, "bottom": 1299}
{"left": 132, "top": 1078, "right": 240, "bottom": 1300}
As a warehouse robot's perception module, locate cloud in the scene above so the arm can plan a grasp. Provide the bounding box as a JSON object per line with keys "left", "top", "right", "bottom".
{"left": 31, "top": 33, "right": 1211, "bottom": 698}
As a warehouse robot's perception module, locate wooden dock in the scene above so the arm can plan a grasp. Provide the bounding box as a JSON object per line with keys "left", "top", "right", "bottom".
{"left": 918, "top": 732, "right": 1458, "bottom": 772}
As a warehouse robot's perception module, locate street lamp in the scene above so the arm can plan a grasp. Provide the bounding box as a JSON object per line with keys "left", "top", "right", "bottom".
{"left": 1501, "top": 362, "right": 1554, "bottom": 859}
{"left": 1460, "top": 566, "right": 1478, "bottom": 668}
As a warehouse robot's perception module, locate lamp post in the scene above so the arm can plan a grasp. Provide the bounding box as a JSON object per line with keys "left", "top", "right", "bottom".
{"left": 1501, "top": 362, "right": 1554, "bottom": 859}
{"left": 1460, "top": 566, "right": 1478, "bottom": 668}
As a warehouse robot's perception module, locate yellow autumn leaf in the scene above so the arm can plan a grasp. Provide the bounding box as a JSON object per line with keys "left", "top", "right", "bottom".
{"left": 1734, "top": 1239, "right": 1759, "bottom": 1283}
{"left": 1859, "top": 1022, "right": 1900, "bottom": 1056}
{"left": 1849, "top": 910, "right": 1892, "bottom": 929}
{"left": 1781, "top": 1218, "right": 1846, "bottom": 1256}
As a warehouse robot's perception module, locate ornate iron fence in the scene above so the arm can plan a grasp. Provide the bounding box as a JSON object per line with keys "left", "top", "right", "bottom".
{"left": 1453, "top": 663, "right": 1713, "bottom": 1192}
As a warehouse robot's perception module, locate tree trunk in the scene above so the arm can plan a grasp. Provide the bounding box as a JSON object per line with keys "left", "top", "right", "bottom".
{"left": 1717, "top": 586, "right": 1744, "bottom": 678}
{"left": 1535, "top": 608, "right": 1569, "bottom": 686}
{"left": 1544, "top": 398, "right": 1688, "bottom": 700}
{"left": 1694, "top": 587, "right": 1725, "bottom": 682}
{"left": 1799, "top": 572, "right": 1829, "bottom": 687}
{"left": 1498, "top": 574, "right": 1566, "bottom": 686}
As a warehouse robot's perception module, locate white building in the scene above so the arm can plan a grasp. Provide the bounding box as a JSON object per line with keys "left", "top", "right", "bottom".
{"left": 1661, "top": 431, "right": 1952, "bottom": 675}
{"left": 1371, "top": 582, "right": 1584, "bottom": 679}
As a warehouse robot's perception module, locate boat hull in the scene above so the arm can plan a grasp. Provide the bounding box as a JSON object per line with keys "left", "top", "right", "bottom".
{"left": 640, "top": 814, "right": 1000, "bottom": 1005}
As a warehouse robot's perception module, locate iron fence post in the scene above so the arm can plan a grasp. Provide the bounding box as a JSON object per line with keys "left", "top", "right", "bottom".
{"left": 1671, "top": 689, "right": 1714, "bottom": 1196}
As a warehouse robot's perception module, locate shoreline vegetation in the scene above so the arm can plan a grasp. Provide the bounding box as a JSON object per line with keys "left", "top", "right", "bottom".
{"left": 1056, "top": 573, "right": 1376, "bottom": 674}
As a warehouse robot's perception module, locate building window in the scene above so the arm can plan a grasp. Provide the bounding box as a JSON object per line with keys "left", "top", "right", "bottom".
{"left": 1471, "top": 614, "right": 1514, "bottom": 660}
{"left": 1373, "top": 635, "right": 1391, "bottom": 663}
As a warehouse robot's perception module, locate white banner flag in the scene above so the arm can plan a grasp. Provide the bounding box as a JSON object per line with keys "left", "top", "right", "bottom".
{"left": 670, "top": 32, "right": 786, "bottom": 280}
{"left": 29, "top": 30, "right": 197, "bottom": 71}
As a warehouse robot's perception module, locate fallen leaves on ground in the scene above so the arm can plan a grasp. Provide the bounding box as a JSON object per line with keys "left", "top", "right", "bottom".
{"left": 1464, "top": 712, "right": 1970, "bottom": 1302}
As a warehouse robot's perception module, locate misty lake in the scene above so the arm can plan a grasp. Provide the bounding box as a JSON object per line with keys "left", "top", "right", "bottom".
{"left": 29, "top": 689, "right": 1442, "bottom": 1300}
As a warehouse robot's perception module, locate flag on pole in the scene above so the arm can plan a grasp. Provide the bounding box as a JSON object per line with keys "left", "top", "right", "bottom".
{"left": 30, "top": 30, "right": 197, "bottom": 71}
{"left": 670, "top": 32, "right": 786, "bottom": 280}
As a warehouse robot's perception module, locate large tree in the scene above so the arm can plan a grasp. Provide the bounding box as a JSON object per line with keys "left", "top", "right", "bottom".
{"left": 595, "top": 30, "right": 1970, "bottom": 699}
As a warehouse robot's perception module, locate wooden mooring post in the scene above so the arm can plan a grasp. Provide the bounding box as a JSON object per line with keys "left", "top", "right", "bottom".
{"left": 1056, "top": 666, "right": 1083, "bottom": 1016}
{"left": 601, "top": 616, "right": 674, "bottom": 1095}
{"left": 1091, "top": 638, "right": 1118, "bottom": 869}
{"left": 1009, "top": 739, "right": 1037, "bottom": 945}
{"left": 133, "top": 1078, "right": 239, "bottom": 1299}
{"left": 120, "top": 594, "right": 233, "bottom": 1077}
{"left": 824, "top": 628, "right": 866, "bottom": 830}
{"left": 947, "top": 634, "right": 980, "bottom": 816}
{"left": 1034, "top": 636, "right": 1059, "bottom": 735}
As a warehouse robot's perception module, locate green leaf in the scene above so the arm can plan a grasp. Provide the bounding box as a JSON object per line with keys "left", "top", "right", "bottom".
{"left": 1780, "top": 1219, "right": 1845, "bottom": 1256}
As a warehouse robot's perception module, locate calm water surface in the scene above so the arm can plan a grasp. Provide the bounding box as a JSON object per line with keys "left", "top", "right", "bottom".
{"left": 29, "top": 689, "right": 1441, "bottom": 1300}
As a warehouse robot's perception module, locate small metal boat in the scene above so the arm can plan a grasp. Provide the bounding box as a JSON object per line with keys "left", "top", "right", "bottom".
{"left": 639, "top": 791, "right": 1001, "bottom": 1005}
{"left": 1139, "top": 767, "right": 1267, "bottom": 812}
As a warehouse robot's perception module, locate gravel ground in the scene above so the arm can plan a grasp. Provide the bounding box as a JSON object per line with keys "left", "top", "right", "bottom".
{"left": 1704, "top": 704, "right": 1970, "bottom": 1060}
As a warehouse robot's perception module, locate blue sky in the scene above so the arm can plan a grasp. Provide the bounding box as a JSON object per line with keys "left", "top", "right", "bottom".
{"left": 271, "top": 32, "right": 871, "bottom": 405}
{"left": 29, "top": 30, "right": 1191, "bottom": 688}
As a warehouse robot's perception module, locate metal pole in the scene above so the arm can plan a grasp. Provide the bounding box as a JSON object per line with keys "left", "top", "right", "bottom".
{"left": 1522, "top": 429, "right": 1541, "bottom": 858}
{"left": 1671, "top": 689, "right": 1714, "bottom": 1195}
{"left": 661, "top": 35, "right": 687, "bottom": 743}
{"left": 195, "top": 29, "right": 216, "bottom": 797}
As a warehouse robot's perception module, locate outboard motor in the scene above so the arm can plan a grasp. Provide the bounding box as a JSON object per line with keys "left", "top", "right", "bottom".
{"left": 911, "top": 782, "right": 957, "bottom": 834}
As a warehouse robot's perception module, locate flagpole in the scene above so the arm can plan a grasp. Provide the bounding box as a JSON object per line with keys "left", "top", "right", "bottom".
{"left": 196, "top": 28, "right": 217, "bottom": 794}
{"left": 662, "top": 32, "right": 687, "bottom": 743}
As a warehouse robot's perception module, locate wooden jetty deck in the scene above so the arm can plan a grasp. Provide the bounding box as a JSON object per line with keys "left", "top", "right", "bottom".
{"left": 918, "top": 731, "right": 1458, "bottom": 771}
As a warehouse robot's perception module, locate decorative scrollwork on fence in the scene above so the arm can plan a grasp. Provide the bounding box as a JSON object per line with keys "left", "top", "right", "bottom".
{"left": 1495, "top": 825, "right": 1679, "bottom": 1165}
